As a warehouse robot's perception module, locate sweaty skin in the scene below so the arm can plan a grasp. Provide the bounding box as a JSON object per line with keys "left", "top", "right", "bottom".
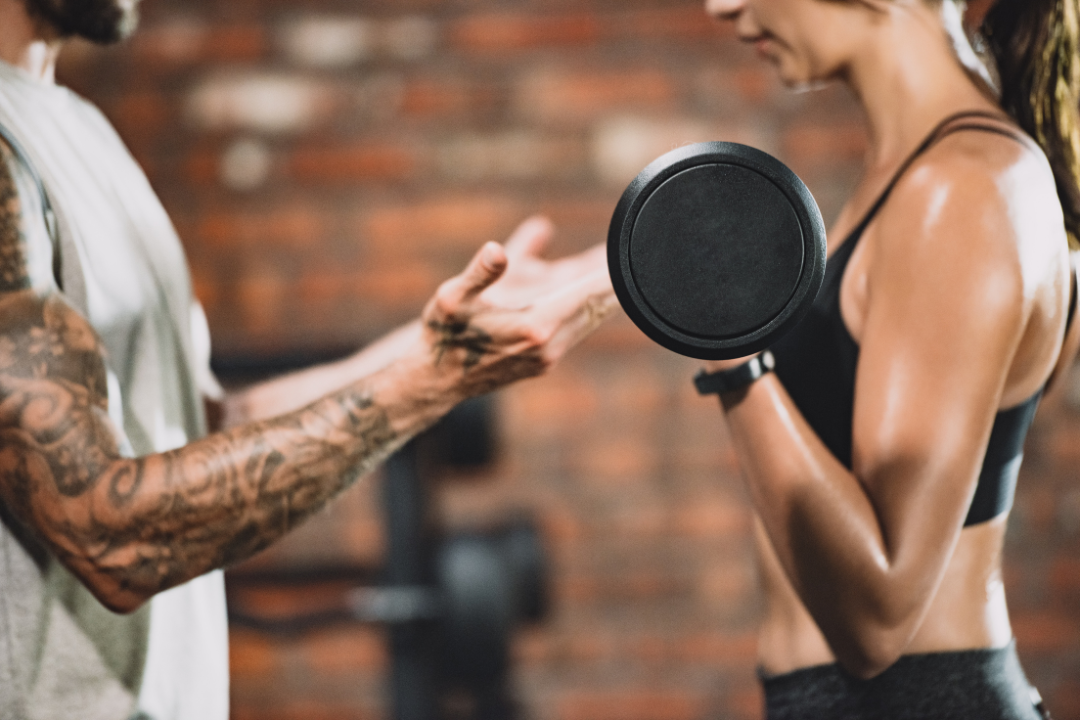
{"left": 0, "top": 134, "right": 616, "bottom": 614}
{"left": 704, "top": 0, "right": 1072, "bottom": 679}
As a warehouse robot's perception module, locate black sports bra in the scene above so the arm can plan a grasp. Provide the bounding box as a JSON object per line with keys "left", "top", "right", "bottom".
{"left": 771, "top": 111, "right": 1049, "bottom": 527}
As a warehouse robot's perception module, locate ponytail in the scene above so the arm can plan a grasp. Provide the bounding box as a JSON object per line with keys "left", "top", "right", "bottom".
{"left": 982, "top": 0, "right": 1080, "bottom": 248}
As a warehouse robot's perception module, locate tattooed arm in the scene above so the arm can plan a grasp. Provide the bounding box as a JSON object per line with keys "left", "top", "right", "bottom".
{"left": 0, "top": 139, "right": 616, "bottom": 613}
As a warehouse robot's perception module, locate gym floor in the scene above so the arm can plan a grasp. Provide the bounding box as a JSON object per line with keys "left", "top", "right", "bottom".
{"left": 57, "top": 0, "right": 1080, "bottom": 718}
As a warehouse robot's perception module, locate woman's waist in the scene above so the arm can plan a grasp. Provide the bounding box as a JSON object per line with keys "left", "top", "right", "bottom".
{"left": 756, "top": 517, "right": 1013, "bottom": 675}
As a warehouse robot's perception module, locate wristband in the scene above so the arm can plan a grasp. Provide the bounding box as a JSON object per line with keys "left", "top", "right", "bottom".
{"left": 693, "top": 350, "right": 775, "bottom": 396}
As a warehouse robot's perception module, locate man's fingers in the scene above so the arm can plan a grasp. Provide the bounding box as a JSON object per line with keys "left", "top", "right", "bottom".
{"left": 503, "top": 216, "right": 554, "bottom": 261}
{"left": 534, "top": 268, "right": 619, "bottom": 355}
{"left": 439, "top": 242, "right": 508, "bottom": 314}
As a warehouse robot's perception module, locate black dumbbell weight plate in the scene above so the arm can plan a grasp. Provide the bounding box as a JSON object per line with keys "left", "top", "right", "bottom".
{"left": 608, "top": 142, "right": 826, "bottom": 360}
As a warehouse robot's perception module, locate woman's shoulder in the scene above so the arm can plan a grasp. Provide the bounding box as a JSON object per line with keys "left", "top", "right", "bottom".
{"left": 866, "top": 118, "right": 1070, "bottom": 403}
{"left": 881, "top": 122, "right": 1065, "bottom": 261}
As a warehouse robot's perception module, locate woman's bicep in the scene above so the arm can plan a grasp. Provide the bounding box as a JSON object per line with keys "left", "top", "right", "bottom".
{"left": 851, "top": 167, "right": 1027, "bottom": 566}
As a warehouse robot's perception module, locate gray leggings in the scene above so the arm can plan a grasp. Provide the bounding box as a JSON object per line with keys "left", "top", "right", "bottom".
{"left": 760, "top": 641, "right": 1048, "bottom": 720}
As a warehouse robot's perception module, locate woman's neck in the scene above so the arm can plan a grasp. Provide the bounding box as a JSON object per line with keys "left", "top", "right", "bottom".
{"left": 0, "top": 0, "right": 62, "bottom": 83}
{"left": 842, "top": 2, "right": 996, "bottom": 171}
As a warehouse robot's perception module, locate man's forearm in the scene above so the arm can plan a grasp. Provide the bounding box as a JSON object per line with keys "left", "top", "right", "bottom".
{"left": 219, "top": 320, "right": 426, "bottom": 427}
{"left": 77, "top": 384, "right": 402, "bottom": 611}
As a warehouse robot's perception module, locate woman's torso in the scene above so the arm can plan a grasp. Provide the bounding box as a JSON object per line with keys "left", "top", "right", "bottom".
{"left": 756, "top": 109, "right": 1070, "bottom": 675}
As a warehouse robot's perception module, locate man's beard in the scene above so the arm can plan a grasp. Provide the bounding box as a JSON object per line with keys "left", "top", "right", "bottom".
{"left": 23, "top": 0, "right": 139, "bottom": 45}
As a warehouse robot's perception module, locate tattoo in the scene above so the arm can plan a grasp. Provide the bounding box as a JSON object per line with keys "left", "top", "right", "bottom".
{"left": 0, "top": 154, "right": 403, "bottom": 605}
{"left": 428, "top": 318, "right": 494, "bottom": 370}
{"left": 0, "top": 144, "right": 32, "bottom": 292}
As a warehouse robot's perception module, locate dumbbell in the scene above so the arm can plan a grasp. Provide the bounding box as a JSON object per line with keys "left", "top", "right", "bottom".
{"left": 608, "top": 142, "right": 827, "bottom": 359}
{"left": 433, "top": 517, "right": 547, "bottom": 689}
{"left": 225, "top": 517, "right": 548, "bottom": 686}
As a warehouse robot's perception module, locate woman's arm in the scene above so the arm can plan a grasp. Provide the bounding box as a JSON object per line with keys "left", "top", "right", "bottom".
{"left": 716, "top": 139, "right": 1068, "bottom": 678}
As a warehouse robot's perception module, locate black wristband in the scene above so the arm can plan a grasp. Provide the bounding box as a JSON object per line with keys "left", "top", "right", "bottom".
{"left": 693, "top": 350, "right": 775, "bottom": 396}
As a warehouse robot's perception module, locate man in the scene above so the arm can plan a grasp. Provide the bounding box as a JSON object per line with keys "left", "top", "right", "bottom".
{"left": 0, "top": 0, "right": 615, "bottom": 718}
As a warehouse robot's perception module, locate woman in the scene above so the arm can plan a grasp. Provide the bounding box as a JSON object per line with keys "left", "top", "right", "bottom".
{"left": 696, "top": 0, "right": 1080, "bottom": 717}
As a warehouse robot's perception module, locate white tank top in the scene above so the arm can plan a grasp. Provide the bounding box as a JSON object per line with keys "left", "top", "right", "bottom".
{"left": 0, "top": 59, "right": 229, "bottom": 720}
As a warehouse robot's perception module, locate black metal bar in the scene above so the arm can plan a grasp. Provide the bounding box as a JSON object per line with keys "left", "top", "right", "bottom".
{"left": 384, "top": 440, "right": 439, "bottom": 720}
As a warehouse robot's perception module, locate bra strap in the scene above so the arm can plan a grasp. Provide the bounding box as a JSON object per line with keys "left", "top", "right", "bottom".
{"left": 846, "top": 110, "right": 1026, "bottom": 242}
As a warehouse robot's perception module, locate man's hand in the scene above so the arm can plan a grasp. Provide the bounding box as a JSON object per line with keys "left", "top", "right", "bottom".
{"left": 479, "top": 216, "right": 608, "bottom": 309}
{"left": 421, "top": 223, "right": 617, "bottom": 401}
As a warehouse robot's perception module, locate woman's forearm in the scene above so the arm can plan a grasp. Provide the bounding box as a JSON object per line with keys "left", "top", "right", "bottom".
{"left": 719, "top": 375, "right": 957, "bottom": 677}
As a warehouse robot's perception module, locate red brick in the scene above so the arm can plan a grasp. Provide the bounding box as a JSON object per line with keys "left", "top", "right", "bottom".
{"left": 334, "top": 518, "right": 386, "bottom": 561}
{"left": 302, "top": 627, "right": 388, "bottom": 674}
{"left": 287, "top": 143, "right": 419, "bottom": 184}
{"left": 353, "top": 263, "right": 441, "bottom": 308}
{"left": 1045, "top": 681, "right": 1080, "bottom": 720}
{"left": 358, "top": 197, "right": 525, "bottom": 259}
{"left": 232, "top": 700, "right": 381, "bottom": 720}
{"left": 190, "top": 275, "right": 220, "bottom": 314}
{"left": 128, "top": 21, "right": 208, "bottom": 66}
{"left": 132, "top": 23, "right": 267, "bottom": 66}
{"left": 673, "top": 500, "right": 752, "bottom": 540}
{"left": 730, "top": 66, "right": 779, "bottom": 104}
{"left": 398, "top": 78, "right": 500, "bottom": 118}
{"left": 558, "top": 689, "right": 707, "bottom": 720}
{"left": 699, "top": 561, "right": 758, "bottom": 606}
{"left": 676, "top": 631, "right": 758, "bottom": 665}
{"left": 183, "top": 148, "right": 220, "bottom": 186}
{"left": 235, "top": 269, "right": 289, "bottom": 337}
{"left": 566, "top": 434, "right": 662, "bottom": 484}
{"left": 294, "top": 269, "right": 351, "bottom": 309}
{"left": 1012, "top": 612, "right": 1080, "bottom": 653}
{"left": 204, "top": 26, "right": 269, "bottom": 63}
{"left": 514, "top": 627, "right": 552, "bottom": 666}
{"left": 728, "top": 683, "right": 765, "bottom": 720}
{"left": 196, "top": 207, "right": 325, "bottom": 250}
{"left": 533, "top": 198, "right": 614, "bottom": 237}
{"left": 616, "top": 7, "right": 732, "bottom": 42}
{"left": 559, "top": 572, "right": 691, "bottom": 603}
{"left": 228, "top": 583, "right": 351, "bottom": 620}
{"left": 518, "top": 68, "right": 678, "bottom": 123}
{"left": 1047, "top": 422, "right": 1080, "bottom": 462}
{"left": 228, "top": 629, "right": 280, "bottom": 677}
{"left": 1049, "top": 555, "right": 1080, "bottom": 596}
{"left": 449, "top": 12, "right": 603, "bottom": 53}
{"left": 110, "top": 93, "right": 171, "bottom": 138}
{"left": 538, "top": 505, "right": 588, "bottom": 545}
{"left": 584, "top": 315, "right": 661, "bottom": 350}
{"left": 503, "top": 373, "right": 601, "bottom": 438}
{"left": 564, "top": 632, "right": 620, "bottom": 664}
{"left": 782, "top": 122, "right": 869, "bottom": 169}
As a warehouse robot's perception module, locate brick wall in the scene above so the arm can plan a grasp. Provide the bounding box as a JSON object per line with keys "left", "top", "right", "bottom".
{"left": 55, "top": 0, "right": 1080, "bottom": 718}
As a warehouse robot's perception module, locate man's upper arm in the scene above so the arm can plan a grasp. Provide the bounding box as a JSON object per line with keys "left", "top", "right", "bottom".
{"left": 0, "top": 136, "right": 126, "bottom": 558}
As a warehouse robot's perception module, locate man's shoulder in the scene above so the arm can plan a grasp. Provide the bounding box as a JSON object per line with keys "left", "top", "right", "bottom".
{"left": 0, "top": 72, "right": 123, "bottom": 147}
